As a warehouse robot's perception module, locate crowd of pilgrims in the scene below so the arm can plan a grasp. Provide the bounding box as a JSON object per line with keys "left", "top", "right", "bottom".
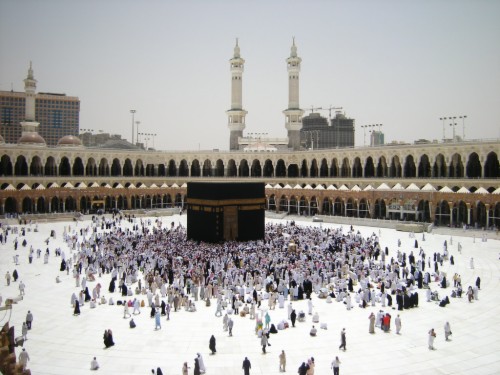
{"left": 57, "top": 213, "right": 462, "bottom": 320}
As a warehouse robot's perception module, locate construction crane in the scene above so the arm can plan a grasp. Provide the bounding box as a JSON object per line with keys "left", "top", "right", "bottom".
{"left": 323, "top": 106, "right": 343, "bottom": 122}
{"left": 307, "top": 105, "right": 323, "bottom": 114}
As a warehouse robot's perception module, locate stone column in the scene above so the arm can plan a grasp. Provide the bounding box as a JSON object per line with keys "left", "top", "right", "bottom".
{"left": 449, "top": 202, "right": 454, "bottom": 226}
{"left": 485, "top": 204, "right": 490, "bottom": 228}
{"left": 429, "top": 201, "right": 434, "bottom": 224}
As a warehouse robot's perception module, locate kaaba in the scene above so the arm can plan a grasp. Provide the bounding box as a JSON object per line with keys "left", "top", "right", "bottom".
{"left": 187, "top": 182, "right": 265, "bottom": 243}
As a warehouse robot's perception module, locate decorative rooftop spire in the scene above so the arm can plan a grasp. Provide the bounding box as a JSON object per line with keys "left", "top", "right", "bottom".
{"left": 234, "top": 38, "right": 240, "bottom": 58}
{"left": 290, "top": 37, "right": 297, "bottom": 58}
{"left": 27, "top": 61, "right": 34, "bottom": 80}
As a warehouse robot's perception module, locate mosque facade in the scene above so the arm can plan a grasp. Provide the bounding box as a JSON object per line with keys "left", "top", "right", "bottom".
{"left": 0, "top": 46, "right": 499, "bottom": 229}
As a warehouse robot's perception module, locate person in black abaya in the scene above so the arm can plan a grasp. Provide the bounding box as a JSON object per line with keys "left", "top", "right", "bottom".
{"left": 104, "top": 329, "right": 114, "bottom": 348}
{"left": 209, "top": 335, "right": 216, "bottom": 354}
{"left": 60, "top": 259, "right": 66, "bottom": 271}
{"left": 121, "top": 283, "right": 128, "bottom": 297}
{"left": 108, "top": 279, "right": 115, "bottom": 293}
{"left": 348, "top": 278, "right": 354, "bottom": 292}
{"left": 396, "top": 292, "right": 403, "bottom": 311}
{"left": 73, "top": 300, "right": 81, "bottom": 316}
{"left": 290, "top": 309, "right": 297, "bottom": 327}
{"left": 298, "top": 285, "right": 304, "bottom": 300}
{"left": 441, "top": 276, "right": 447, "bottom": 289}
{"left": 161, "top": 300, "right": 166, "bottom": 316}
{"left": 403, "top": 293, "right": 410, "bottom": 309}
{"left": 194, "top": 358, "right": 200, "bottom": 375}
{"left": 84, "top": 287, "right": 91, "bottom": 302}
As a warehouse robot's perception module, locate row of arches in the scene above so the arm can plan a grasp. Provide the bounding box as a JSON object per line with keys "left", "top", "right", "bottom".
{"left": 3, "top": 193, "right": 185, "bottom": 214}
{"left": 4, "top": 192, "right": 499, "bottom": 229}
{"left": 266, "top": 195, "right": 499, "bottom": 228}
{"left": 1, "top": 151, "right": 499, "bottom": 178}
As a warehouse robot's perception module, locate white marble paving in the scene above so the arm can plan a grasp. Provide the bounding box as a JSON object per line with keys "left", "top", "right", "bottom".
{"left": 1, "top": 215, "right": 499, "bottom": 375}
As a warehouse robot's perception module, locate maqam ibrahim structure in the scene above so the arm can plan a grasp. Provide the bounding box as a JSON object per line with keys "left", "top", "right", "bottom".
{"left": 0, "top": 50, "right": 499, "bottom": 229}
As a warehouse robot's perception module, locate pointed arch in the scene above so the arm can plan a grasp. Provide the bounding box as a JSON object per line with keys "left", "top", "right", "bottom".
{"left": 0, "top": 155, "right": 13, "bottom": 176}
{"left": 390, "top": 156, "right": 401, "bottom": 177}
{"left": 418, "top": 154, "right": 431, "bottom": 178}
{"left": 73, "top": 157, "right": 84, "bottom": 176}
{"left": 364, "top": 156, "right": 375, "bottom": 178}
{"left": 484, "top": 152, "right": 499, "bottom": 178}
{"left": 403, "top": 155, "right": 416, "bottom": 177}
{"left": 352, "top": 157, "right": 363, "bottom": 177}
{"left": 238, "top": 159, "right": 249, "bottom": 177}
{"left": 276, "top": 159, "right": 286, "bottom": 177}
{"left": 263, "top": 159, "right": 274, "bottom": 177}
{"left": 15, "top": 155, "right": 28, "bottom": 176}
{"left": 191, "top": 159, "right": 201, "bottom": 177}
{"left": 30, "top": 155, "right": 43, "bottom": 176}
{"left": 202, "top": 159, "right": 212, "bottom": 177}
{"left": 466, "top": 152, "right": 481, "bottom": 178}
{"left": 59, "top": 157, "right": 71, "bottom": 176}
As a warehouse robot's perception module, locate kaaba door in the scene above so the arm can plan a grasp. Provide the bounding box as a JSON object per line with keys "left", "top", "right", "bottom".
{"left": 224, "top": 206, "right": 238, "bottom": 241}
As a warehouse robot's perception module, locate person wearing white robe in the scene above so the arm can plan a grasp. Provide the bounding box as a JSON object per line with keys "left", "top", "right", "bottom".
{"left": 395, "top": 315, "right": 402, "bottom": 334}
{"left": 197, "top": 353, "right": 206, "bottom": 373}
{"left": 278, "top": 294, "right": 285, "bottom": 308}
{"left": 307, "top": 298, "right": 313, "bottom": 315}
{"left": 444, "top": 322, "right": 452, "bottom": 341}
{"left": 428, "top": 328, "right": 436, "bottom": 350}
{"left": 19, "top": 348, "right": 30, "bottom": 370}
{"left": 90, "top": 356, "right": 99, "bottom": 370}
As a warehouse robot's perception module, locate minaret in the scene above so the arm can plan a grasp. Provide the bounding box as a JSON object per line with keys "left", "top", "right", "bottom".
{"left": 227, "top": 38, "right": 247, "bottom": 151}
{"left": 283, "top": 38, "right": 304, "bottom": 150}
{"left": 18, "top": 62, "right": 46, "bottom": 146}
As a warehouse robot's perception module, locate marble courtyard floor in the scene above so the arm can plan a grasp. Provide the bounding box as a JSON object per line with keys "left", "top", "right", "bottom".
{"left": 1, "top": 215, "right": 499, "bottom": 375}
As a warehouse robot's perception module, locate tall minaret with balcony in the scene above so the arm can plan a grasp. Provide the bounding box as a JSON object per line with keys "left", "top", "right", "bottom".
{"left": 227, "top": 39, "right": 247, "bottom": 151}
{"left": 18, "top": 62, "right": 46, "bottom": 146}
{"left": 283, "top": 38, "right": 304, "bottom": 150}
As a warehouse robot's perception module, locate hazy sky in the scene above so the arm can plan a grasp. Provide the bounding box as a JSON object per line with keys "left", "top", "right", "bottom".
{"left": 1, "top": 0, "right": 499, "bottom": 150}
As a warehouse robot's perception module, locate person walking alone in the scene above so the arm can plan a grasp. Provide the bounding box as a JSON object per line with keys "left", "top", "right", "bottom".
{"left": 228, "top": 317, "right": 234, "bottom": 337}
{"left": 444, "top": 322, "right": 452, "bottom": 341}
{"left": 154, "top": 308, "right": 161, "bottom": 330}
{"left": 428, "top": 328, "right": 436, "bottom": 350}
{"left": 279, "top": 350, "right": 286, "bottom": 372}
{"left": 339, "top": 328, "right": 346, "bottom": 351}
{"left": 261, "top": 331, "right": 269, "bottom": 354}
{"left": 331, "top": 356, "right": 341, "bottom": 375}
{"left": 209, "top": 335, "right": 216, "bottom": 355}
{"left": 242, "top": 356, "right": 251, "bottom": 375}
{"left": 18, "top": 348, "right": 30, "bottom": 370}
{"left": 26, "top": 310, "right": 33, "bottom": 329}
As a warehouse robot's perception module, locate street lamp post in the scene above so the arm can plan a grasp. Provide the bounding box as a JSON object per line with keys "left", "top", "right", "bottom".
{"left": 130, "top": 110, "right": 136, "bottom": 145}
{"left": 135, "top": 121, "right": 141, "bottom": 145}
{"left": 361, "top": 125, "right": 368, "bottom": 146}
{"left": 151, "top": 133, "right": 157, "bottom": 149}
{"left": 361, "top": 125, "right": 377, "bottom": 146}
{"left": 450, "top": 121, "right": 458, "bottom": 142}
{"left": 459, "top": 115, "right": 467, "bottom": 139}
{"left": 439, "top": 117, "right": 447, "bottom": 140}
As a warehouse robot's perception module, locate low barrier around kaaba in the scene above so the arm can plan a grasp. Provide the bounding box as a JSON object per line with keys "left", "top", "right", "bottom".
{"left": 186, "top": 182, "right": 265, "bottom": 242}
